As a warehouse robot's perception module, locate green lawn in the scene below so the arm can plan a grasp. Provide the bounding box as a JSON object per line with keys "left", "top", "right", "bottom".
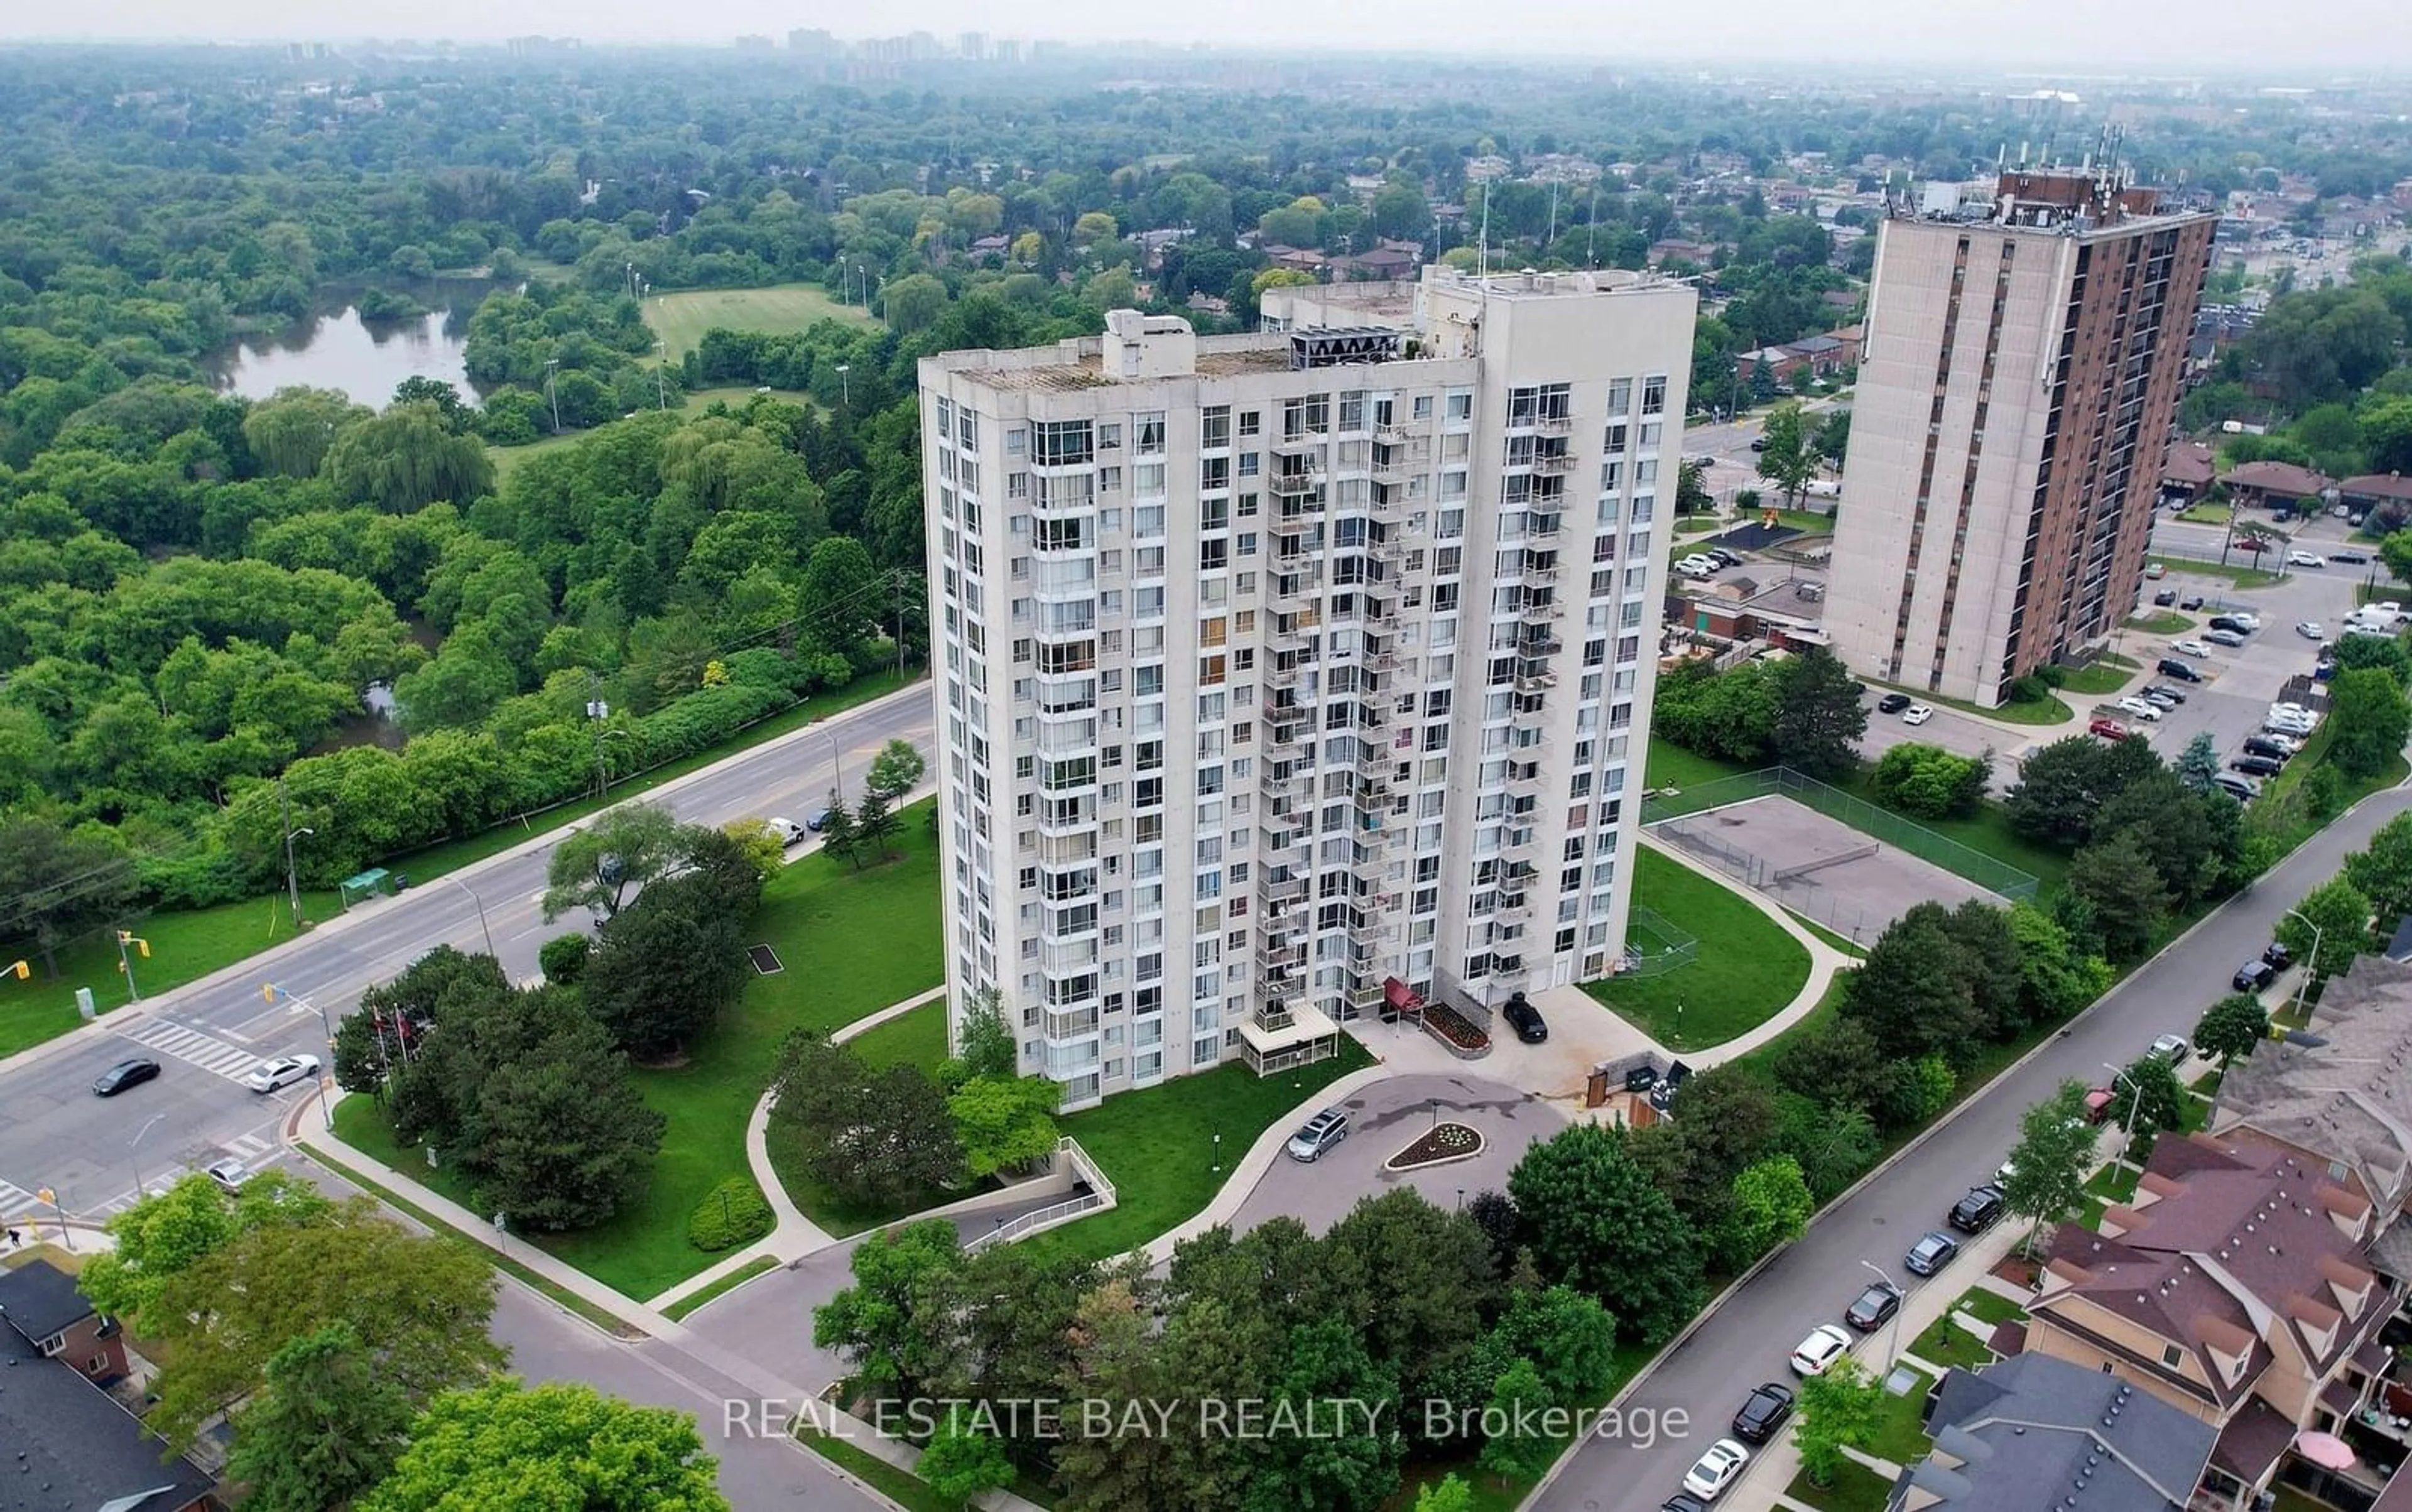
{"left": 1014, "top": 1040, "right": 1379, "bottom": 1265}
{"left": 1867, "top": 1362, "right": 1940, "bottom": 1465}
{"left": 333, "top": 803, "right": 945, "bottom": 1300}
{"left": 2149, "top": 555, "right": 2283, "bottom": 590}
{"left": 2124, "top": 611, "right": 2193, "bottom": 635}
{"left": 1643, "top": 742, "right": 1749, "bottom": 790}
{"left": 845, "top": 998, "right": 948, "bottom": 1070}
{"left": 2178, "top": 501, "right": 2234, "bottom": 525}
{"left": 680, "top": 384, "right": 813, "bottom": 415}
{"left": 486, "top": 428, "right": 583, "bottom": 480}
{"left": 1793, "top": 915, "right": 1870, "bottom": 959}
{"left": 1907, "top": 1285, "right": 2023, "bottom": 1374}
{"left": 0, "top": 670, "right": 919, "bottom": 1062}
{"left": 1788, "top": 1458, "right": 1898, "bottom": 1512}
{"left": 1869, "top": 677, "right": 2072, "bottom": 727}
{"left": 646, "top": 283, "right": 876, "bottom": 361}
{"left": 662, "top": 1256, "right": 779, "bottom": 1321}
{"left": 797, "top": 1433, "right": 955, "bottom": 1512}
{"left": 1584, "top": 849, "right": 1812, "bottom": 1050}
{"left": 2056, "top": 660, "right": 2138, "bottom": 697}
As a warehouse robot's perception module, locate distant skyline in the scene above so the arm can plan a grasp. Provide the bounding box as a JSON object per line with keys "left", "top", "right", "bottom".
{"left": 9, "top": 0, "right": 2412, "bottom": 77}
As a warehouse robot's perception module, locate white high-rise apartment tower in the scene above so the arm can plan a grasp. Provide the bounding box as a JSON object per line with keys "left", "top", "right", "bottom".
{"left": 919, "top": 266, "right": 1697, "bottom": 1107}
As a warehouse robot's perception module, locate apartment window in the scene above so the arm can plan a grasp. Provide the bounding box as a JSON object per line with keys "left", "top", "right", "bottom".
{"left": 1641, "top": 376, "right": 1666, "bottom": 416}
{"left": 1445, "top": 391, "right": 1473, "bottom": 423}
{"left": 1607, "top": 378, "right": 1631, "bottom": 416}
{"left": 1136, "top": 412, "right": 1167, "bottom": 455}
{"left": 1202, "top": 406, "right": 1232, "bottom": 449}
{"left": 1239, "top": 410, "right": 1261, "bottom": 438}
{"left": 1033, "top": 419, "right": 1094, "bottom": 467}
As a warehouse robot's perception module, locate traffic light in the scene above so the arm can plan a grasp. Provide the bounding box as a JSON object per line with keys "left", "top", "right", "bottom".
{"left": 262, "top": 984, "right": 277, "bottom": 1005}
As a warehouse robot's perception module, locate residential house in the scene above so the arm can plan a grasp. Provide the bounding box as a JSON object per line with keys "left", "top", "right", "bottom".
{"left": 1891, "top": 1354, "right": 2217, "bottom": 1512}
{"left": 1648, "top": 237, "right": 1722, "bottom": 268}
{"left": 2340, "top": 475, "right": 2412, "bottom": 524}
{"left": 0, "top": 1259, "right": 219, "bottom": 1511}
{"left": 2223, "top": 460, "right": 2332, "bottom": 511}
{"left": 2023, "top": 1130, "right": 2406, "bottom": 1511}
{"left": 2163, "top": 442, "right": 2218, "bottom": 503}
{"left": 1326, "top": 245, "right": 1420, "bottom": 281}
{"left": 967, "top": 233, "right": 1011, "bottom": 259}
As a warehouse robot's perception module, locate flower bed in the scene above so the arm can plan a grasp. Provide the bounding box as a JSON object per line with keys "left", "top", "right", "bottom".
{"left": 1420, "top": 1001, "right": 1492, "bottom": 1060}
{"left": 1385, "top": 1121, "right": 1487, "bottom": 1172}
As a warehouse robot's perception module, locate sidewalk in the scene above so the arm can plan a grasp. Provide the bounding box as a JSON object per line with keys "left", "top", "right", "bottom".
{"left": 0, "top": 678, "right": 937, "bottom": 1085}
{"left": 1637, "top": 832, "right": 1855, "bottom": 1070}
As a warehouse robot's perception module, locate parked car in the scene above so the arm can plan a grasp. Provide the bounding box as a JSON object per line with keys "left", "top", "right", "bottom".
{"left": 2083, "top": 1087, "right": 2117, "bottom": 1124}
{"left": 245, "top": 1054, "right": 321, "bottom": 1094}
{"left": 1285, "top": 1107, "right": 1350, "bottom": 1162}
{"left": 1501, "top": 993, "right": 1548, "bottom": 1045}
{"left": 1706, "top": 548, "right": 1744, "bottom": 568}
{"left": 2180, "top": 596, "right": 2207, "bottom": 611}
{"left": 2203, "top": 628, "right": 2248, "bottom": 648}
{"left": 1901, "top": 704, "right": 1935, "bottom": 726}
{"left": 205, "top": 1158, "right": 252, "bottom": 1195}
{"left": 1682, "top": 1440, "right": 1752, "bottom": 1502}
{"left": 2169, "top": 639, "right": 2214, "bottom": 658}
{"left": 2154, "top": 658, "right": 2204, "bottom": 682}
{"left": 2231, "top": 754, "right": 2285, "bottom": 778}
{"left": 1948, "top": 1185, "right": 2006, "bottom": 1234}
{"left": 2114, "top": 697, "right": 2163, "bottom": 721}
{"left": 764, "top": 816, "right": 807, "bottom": 846}
{"left": 2212, "top": 773, "right": 2263, "bottom": 802}
{"left": 2334, "top": 550, "right": 2371, "bottom": 565}
{"left": 1876, "top": 692, "right": 1913, "bottom": 714}
{"left": 2151, "top": 1034, "right": 2192, "bottom": 1065}
{"left": 2143, "top": 683, "right": 2188, "bottom": 705}
{"left": 805, "top": 808, "right": 838, "bottom": 832}
{"left": 2250, "top": 731, "right": 2301, "bottom": 756}
{"left": 2264, "top": 941, "right": 2293, "bottom": 969}
{"left": 92, "top": 1058, "right": 161, "bottom": 1097}
{"left": 2152, "top": 588, "right": 2179, "bottom": 607}
{"left": 1904, "top": 1230, "right": 1962, "bottom": 1277}
{"left": 2141, "top": 688, "right": 2181, "bottom": 710}
{"left": 1845, "top": 1281, "right": 1903, "bottom": 1332}
{"left": 2288, "top": 550, "right": 2327, "bottom": 568}
{"left": 2265, "top": 713, "right": 2317, "bottom": 737}
{"left": 1750, "top": 436, "right": 1768, "bottom": 452}
{"left": 2298, "top": 622, "right": 2327, "bottom": 641}
{"left": 1661, "top": 1498, "right": 1710, "bottom": 1512}
{"left": 2234, "top": 959, "right": 2277, "bottom": 993}
{"left": 2087, "top": 717, "right": 2129, "bottom": 741}
{"left": 1789, "top": 1324, "right": 1855, "bottom": 1377}
{"left": 2209, "top": 614, "right": 2257, "bottom": 635}
{"left": 1730, "top": 1383, "right": 1796, "bottom": 1444}
{"left": 2143, "top": 563, "right": 2166, "bottom": 579}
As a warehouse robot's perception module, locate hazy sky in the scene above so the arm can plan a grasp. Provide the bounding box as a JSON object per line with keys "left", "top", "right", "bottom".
{"left": 11, "top": 0, "right": 2412, "bottom": 74}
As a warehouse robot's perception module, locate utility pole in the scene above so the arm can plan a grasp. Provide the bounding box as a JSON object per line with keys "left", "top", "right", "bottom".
{"left": 545, "top": 357, "right": 562, "bottom": 434}
{"left": 585, "top": 673, "right": 612, "bottom": 800}
{"left": 655, "top": 339, "right": 668, "bottom": 410}
{"left": 278, "top": 777, "right": 313, "bottom": 927}
{"left": 263, "top": 982, "right": 337, "bottom": 1129}
{"left": 894, "top": 572, "right": 908, "bottom": 679}
{"left": 114, "top": 930, "right": 148, "bottom": 1002}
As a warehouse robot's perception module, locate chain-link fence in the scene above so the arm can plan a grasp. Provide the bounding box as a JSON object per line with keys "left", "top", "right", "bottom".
{"left": 1617, "top": 906, "right": 1699, "bottom": 977}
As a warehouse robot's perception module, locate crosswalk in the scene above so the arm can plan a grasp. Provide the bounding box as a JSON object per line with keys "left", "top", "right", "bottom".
{"left": 0, "top": 1177, "right": 52, "bottom": 1231}
{"left": 4, "top": 1133, "right": 283, "bottom": 1229}
{"left": 115, "top": 1019, "right": 273, "bottom": 1087}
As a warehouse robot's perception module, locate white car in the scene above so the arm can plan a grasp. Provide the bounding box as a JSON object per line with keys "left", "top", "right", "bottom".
{"left": 1790, "top": 1324, "right": 1855, "bottom": 1377}
{"left": 245, "top": 1054, "right": 321, "bottom": 1094}
{"left": 2114, "top": 697, "right": 2163, "bottom": 722}
{"left": 2144, "top": 563, "right": 2166, "bottom": 579}
{"left": 764, "top": 816, "right": 806, "bottom": 846}
{"left": 2288, "top": 550, "right": 2327, "bottom": 568}
{"left": 2223, "top": 612, "right": 2262, "bottom": 631}
{"left": 1901, "top": 704, "right": 1935, "bottom": 726}
{"left": 205, "top": 1158, "right": 252, "bottom": 1195}
{"left": 2266, "top": 716, "right": 2317, "bottom": 737}
{"left": 1683, "top": 1439, "right": 1752, "bottom": 1501}
{"left": 2169, "top": 639, "right": 2213, "bottom": 658}
{"left": 1676, "top": 560, "right": 1717, "bottom": 579}
{"left": 2297, "top": 622, "right": 2325, "bottom": 641}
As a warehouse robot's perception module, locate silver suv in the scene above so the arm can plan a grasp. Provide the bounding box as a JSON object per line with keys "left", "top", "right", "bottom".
{"left": 1285, "top": 1107, "right": 1350, "bottom": 1162}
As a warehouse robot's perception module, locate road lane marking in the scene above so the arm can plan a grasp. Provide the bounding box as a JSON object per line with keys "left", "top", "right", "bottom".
{"left": 116, "top": 1021, "right": 271, "bottom": 1085}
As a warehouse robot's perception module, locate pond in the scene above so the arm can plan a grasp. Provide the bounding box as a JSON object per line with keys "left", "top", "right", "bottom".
{"left": 211, "top": 278, "right": 503, "bottom": 408}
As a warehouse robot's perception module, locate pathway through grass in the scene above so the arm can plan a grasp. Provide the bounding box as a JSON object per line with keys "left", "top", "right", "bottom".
{"left": 1584, "top": 848, "right": 1811, "bottom": 1050}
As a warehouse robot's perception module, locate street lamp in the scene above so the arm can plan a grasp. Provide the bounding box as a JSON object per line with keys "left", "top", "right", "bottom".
{"left": 445, "top": 876, "right": 498, "bottom": 959}
{"left": 835, "top": 363, "right": 850, "bottom": 408}
{"left": 2283, "top": 906, "right": 2325, "bottom": 1019}
{"left": 262, "top": 982, "right": 337, "bottom": 1131}
{"left": 129, "top": 1113, "right": 166, "bottom": 1200}
{"left": 544, "top": 357, "right": 562, "bottom": 434}
{"left": 1860, "top": 1258, "right": 1905, "bottom": 1373}
{"left": 2104, "top": 1061, "right": 2143, "bottom": 1168}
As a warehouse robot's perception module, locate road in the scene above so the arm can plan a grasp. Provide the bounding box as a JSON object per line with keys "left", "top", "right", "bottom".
{"left": 1531, "top": 781, "right": 2412, "bottom": 1512}
{"left": 0, "top": 682, "right": 938, "bottom": 1233}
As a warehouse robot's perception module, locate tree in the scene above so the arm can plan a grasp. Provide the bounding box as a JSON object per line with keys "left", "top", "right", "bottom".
{"left": 1795, "top": 1356, "right": 1882, "bottom": 1487}
{"left": 918, "top": 1405, "right": 1015, "bottom": 1506}
{"left": 1675, "top": 459, "right": 1715, "bottom": 517}
{"left": 359, "top": 1379, "right": 728, "bottom": 1512}
{"left": 2104, "top": 1053, "right": 2186, "bottom": 1148}
{"left": 2346, "top": 811, "right": 2412, "bottom": 923}
{"left": 541, "top": 802, "right": 696, "bottom": 922}
{"left": 800, "top": 536, "right": 882, "bottom": 659}
{"left": 1475, "top": 1356, "right": 1558, "bottom": 1482}
{"left": 854, "top": 784, "right": 903, "bottom": 861}
{"left": 82, "top": 1170, "right": 333, "bottom": 1322}
{"left": 866, "top": 737, "right": 926, "bottom": 798}
{"left": 881, "top": 273, "right": 950, "bottom": 335}
{"left": 942, "top": 986, "right": 1017, "bottom": 1087}
{"left": 2279, "top": 875, "right": 2374, "bottom": 979}
{"left": 1722, "top": 1155, "right": 1816, "bottom": 1268}
{"left": 0, "top": 815, "right": 134, "bottom": 978}
{"left": 1497, "top": 1284, "right": 1621, "bottom": 1401}
{"left": 1755, "top": 400, "right": 1818, "bottom": 505}
{"left": 1773, "top": 1016, "right": 1894, "bottom": 1116}
{"left": 1315, "top": 1189, "right": 1500, "bottom": 1381}
{"left": 813, "top": 1219, "right": 965, "bottom": 1401}
{"left": 2330, "top": 633, "right": 2412, "bottom": 687}
{"left": 2330, "top": 666, "right": 2412, "bottom": 780}
{"left": 2195, "top": 993, "right": 2271, "bottom": 1067}
{"left": 323, "top": 400, "right": 495, "bottom": 514}
{"left": 772, "top": 1033, "right": 966, "bottom": 1209}
{"left": 1245, "top": 1312, "right": 1404, "bottom": 1512}
{"left": 2005, "top": 734, "right": 2158, "bottom": 849}
{"left": 1999, "top": 1080, "right": 2097, "bottom": 1252}
{"left": 1416, "top": 1476, "right": 1477, "bottom": 1512}
{"left": 225, "top": 1324, "right": 415, "bottom": 1512}
{"left": 1840, "top": 905, "right": 1987, "bottom": 1064}
{"left": 142, "top": 1198, "right": 503, "bottom": 1448}
{"left": 1812, "top": 408, "right": 1853, "bottom": 467}
{"left": 717, "top": 817, "right": 786, "bottom": 883}
{"left": 1770, "top": 646, "right": 1867, "bottom": 779}
{"left": 1775, "top": 1094, "right": 1879, "bottom": 1199}
{"left": 467, "top": 1011, "right": 665, "bottom": 1230}
{"left": 538, "top": 931, "right": 592, "bottom": 985}
{"left": 242, "top": 386, "right": 370, "bottom": 478}
{"left": 1507, "top": 1124, "right": 1703, "bottom": 1342}
{"left": 2175, "top": 732, "right": 2223, "bottom": 793}
{"left": 581, "top": 873, "right": 756, "bottom": 1058}
{"left": 2066, "top": 830, "right": 2174, "bottom": 963}
{"left": 949, "top": 1074, "right": 1062, "bottom": 1178}
{"left": 2006, "top": 900, "right": 2110, "bottom": 1027}
{"left": 1870, "top": 742, "right": 1990, "bottom": 819}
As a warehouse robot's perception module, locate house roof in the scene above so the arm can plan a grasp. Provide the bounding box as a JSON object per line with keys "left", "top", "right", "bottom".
{"left": 2216, "top": 952, "right": 2412, "bottom": 1220}
{"left": 2163, "top": 443, "right": 2217, "bottom": 489}
{"left": 0, "top": 1256, "right": 98, "bottom": 1342}
{"left": 2036, "top": 1133, "right": 2393, "bottom": 1409}
{"left": 2340, "top": 474, "right": 2412, "bottom": 503}
{"left": 1904, "top": 1354, "right": 2215, "bottom": 1512}
{"left": 0, "top": 1313, "right": 215, "bottom": 1512}
{"left": 2225, "top": 460, "right": 2330, "bottom": 496}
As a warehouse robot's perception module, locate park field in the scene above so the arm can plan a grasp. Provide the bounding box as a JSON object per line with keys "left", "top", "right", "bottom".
{"left": 644, "top": 283, "right": 876, "bottom": 361}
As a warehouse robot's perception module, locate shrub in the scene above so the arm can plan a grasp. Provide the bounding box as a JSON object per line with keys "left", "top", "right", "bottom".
{"left": 687, "top": 1177, "right": 776, "bottom": 1253}
{"left": 538, "top": 932, "right": 592, "bottom": 985}
{"left": 1871, "top": 742, "right": 1990, "bottom": 820}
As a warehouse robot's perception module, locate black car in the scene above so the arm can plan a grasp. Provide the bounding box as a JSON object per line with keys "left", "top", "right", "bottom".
{"left": 2234, "top": 959, "right": 2276, "bottom": 993}
{"left": 1904, "top": 1229, "right": 1962, "bottom": 1277}
{"left": 1876, "top": 692, "right": 1913, "bottom": 714}
{"left": 2143, "top": 683, "right": 2188, "bottom": 705}
{"left": 1948, "top": 1185, "right": 2006, "bottom": 1234}
{"left": 1749, "top": 436, "right": 1768, "bottom": 452}
{"left": 1501, "top": 993, "right": 1548, "bottom": 1045}
{"left": 2264, "top": 940, "right": 2293, "bottom": 969}
{"left": 2231, "top": 754, "right": 2284, "bottom": 778}
{"left": 1730, "top": 1383, "right": 1796, "bottom": 1444}
{"left": 2153, "top": 588, "right": 2178, "bottom": 606}
{"left": 2209, "top": 615, "right": 2257, "bottom": 636}
{"left": 1845, "top": 1281, "right": 1903, "bottom": 1332}
{"left": 1662, "top": 1497, "right": 1710, "bottom": 1512}
{"left": 92, "top": 1057, "right": 161, "bottom": 1097}
{"left": 2241, "top": 736, "right": 2293, "bottom": 762}
{"left": 2156, "top": 658, "right": 2205, "bottom": 683}
{"left": 2335, "top": 550, "right": 2371, "bottom": 565}
{"left": 2180, "top": 595, "right": 2207, "bottom": 611}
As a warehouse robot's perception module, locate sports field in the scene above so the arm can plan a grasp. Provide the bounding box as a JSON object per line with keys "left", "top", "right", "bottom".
{"left": 644, "top": 283, "right": 876, "bottom": 360}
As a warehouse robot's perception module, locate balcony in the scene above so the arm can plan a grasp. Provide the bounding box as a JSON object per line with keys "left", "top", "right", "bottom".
{"left": 1344, "top": 980, "right": 1387, "bottom": 1014}
{"left": 1505, "top": 764, "right": 1545, "bottom": 799}
{"left": 1356, "top": 746, "right": 1396, "bottom": 780}
{"left": 1044, "top": 1004, "right": 1101, "bottom": 1038}
{"left": 1518, "top": 596, "right": 1564, "bottom": 625}
{"left": 1367, "top": 535, "right": 1407, "bottom": 565}
{"left": 1515, "top": 668, "right": 1558, "bottom": 694}
{"left": 1035, "top": 830, "right": 1097, "bottom": 867}
{"left": 1348, "top": 916, "right": 1391, "bottom": 950}
{"left": 1036, "top": 805, "right": 1095, "bottom": 839}
{"left": 1270, "top": 509, "right": 1320, "bottom": 537}
{"left": 1262, "top": 874, "right": 1308, "bottom": 906}
{"left": 1526, "top": 511, "right": 1562, "bottom": 539}
{"left": 1252, "top": 1001, "right": 1297, "bottom": 1035}
{"left": 1494, "top": 901, "right": 1532, "bottom": 928}
{"left": 1533, "top": 453, "right": 1577, "bottom": 476}
{"left": 1350, "top": 851, "right": 1390, "bottom": 884}
{"left": 1523, "top": 560, "right": 1562, "bottom": 587}
{"left": 1272, "top": 579, "right": 1322, "bottom": 613}
{"left": 1257, "top": 937, "right": 1307, "bottom": 975}
{"left": 1264, "top": 660, "right": 1305, "bottom": 690}
{"left": 1536, "top": 413, "right": 1573, "bottom": 436}
{"left": 1501, "top": 827, "right": 1540, "bottom": 860}
{"left": 1272, "top": 435, "right": 1324, "bottom": 459}
{"left": 1374, "top": 423, "right": 1410, "bottom": 445}
{"left": 1270, "top": 471, "right": 1322, "bottom": 498}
